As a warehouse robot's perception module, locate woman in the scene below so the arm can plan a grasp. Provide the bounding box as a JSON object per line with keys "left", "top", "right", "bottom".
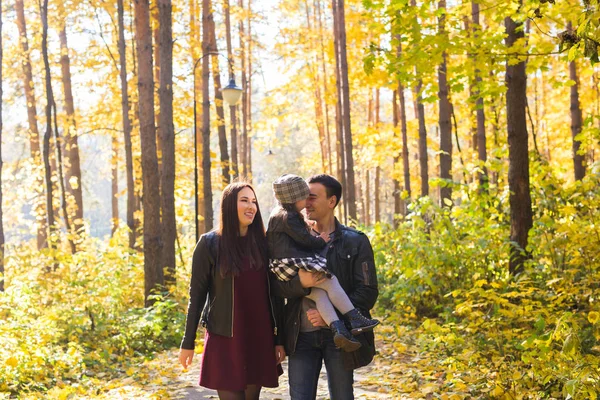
{"left": 179, "top": 182, "right": 286, "bottom": 400}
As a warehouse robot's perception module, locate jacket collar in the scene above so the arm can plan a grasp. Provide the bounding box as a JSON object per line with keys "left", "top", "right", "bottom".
{"left": 310, "top": 216, "right": 343, "bottom": 241}
{"left": 331, "top": 217, "right": 344, "bottom": 240}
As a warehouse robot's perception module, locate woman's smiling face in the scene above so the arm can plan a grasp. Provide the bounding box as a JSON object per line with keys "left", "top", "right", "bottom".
{"left": 237, "top": 186, "right": 257, "bottom": 231}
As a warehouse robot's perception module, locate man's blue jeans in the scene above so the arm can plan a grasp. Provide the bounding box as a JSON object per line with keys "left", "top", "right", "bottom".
{"left": 288, "top": 329, "right": 354, "bottom": 400}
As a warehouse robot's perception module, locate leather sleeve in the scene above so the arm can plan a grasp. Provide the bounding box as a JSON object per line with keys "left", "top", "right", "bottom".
{"left": 283, "top": 213, "right": 327, "bottom": 250}
{"left": 269, "top": 271, "right": 310, "bottom": 299}
{"left": 180, "top": 234, "right": 213, "bottom": 350}
{"left": 347, "top": 234, "right": 379, "bottom": 312}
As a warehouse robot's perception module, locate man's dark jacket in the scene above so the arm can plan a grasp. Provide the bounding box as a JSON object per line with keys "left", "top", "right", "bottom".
{"left": 180, "top": 231, "right": 284, "bottom": 350}
{"left": 270, "top": 218, "right": 379, "bottom": 370}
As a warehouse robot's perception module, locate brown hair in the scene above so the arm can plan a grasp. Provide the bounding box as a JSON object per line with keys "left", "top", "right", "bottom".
{"left": 217, "top": 182, "right": 267, "bottom": 277}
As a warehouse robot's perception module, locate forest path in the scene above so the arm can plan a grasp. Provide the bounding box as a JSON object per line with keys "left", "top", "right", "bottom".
{"left": 98, "top": 325, "right": 405, "bottom": 399}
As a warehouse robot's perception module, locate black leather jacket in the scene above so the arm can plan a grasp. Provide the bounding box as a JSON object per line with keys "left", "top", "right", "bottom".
{"left": 270, "top": 219, "right": 379, "bottom": 370}
{"left": 267, "top": 207, "right": 327, "bottom": 259}
{"left": 180, "top": 231, "right": 284, "bottom": 350}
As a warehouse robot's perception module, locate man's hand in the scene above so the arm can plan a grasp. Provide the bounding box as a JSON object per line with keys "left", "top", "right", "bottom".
{"left": 298, "top": 269, "right": 326, "bottom": 288}
{"left": 275, "top": 345, "right": 286, "bottom": 364}
{"left": 306, "top": 308, "right": 327, "bottom": 327}
{"left": 179, "top": 349, "right": 194, "bottom": 369}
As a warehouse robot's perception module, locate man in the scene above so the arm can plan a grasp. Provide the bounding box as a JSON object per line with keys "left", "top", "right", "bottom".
{"left": 270, "top": 174, "right": 379, "bottom": 400}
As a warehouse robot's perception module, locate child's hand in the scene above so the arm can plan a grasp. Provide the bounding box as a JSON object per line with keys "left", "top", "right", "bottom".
{"left": 319, "top": 231, "right": 331, "bottom": 242}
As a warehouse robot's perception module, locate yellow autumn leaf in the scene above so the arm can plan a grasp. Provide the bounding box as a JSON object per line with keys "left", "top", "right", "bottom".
{"left": 588, "top": 311, "right": 599, "bottom": 325}
{"left": 5, "top": 357, "right": 18, "bottom": 367}
{"left": 491, "top": 385, "right": 504, "bottom": 396}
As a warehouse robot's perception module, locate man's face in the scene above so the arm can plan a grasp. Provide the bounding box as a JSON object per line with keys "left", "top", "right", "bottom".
{"left": 306, "top": 183, "right": 335, "bottom": 222}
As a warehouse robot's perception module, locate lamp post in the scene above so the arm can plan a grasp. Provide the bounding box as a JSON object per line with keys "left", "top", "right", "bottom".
{"left": 193, "top": 53, "right": 242, "bottom": 243}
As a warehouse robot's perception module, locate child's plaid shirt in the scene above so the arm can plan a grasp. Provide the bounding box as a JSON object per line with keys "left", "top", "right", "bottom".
{"left": 269, "top": 255, "right": 332, "bottom": 281}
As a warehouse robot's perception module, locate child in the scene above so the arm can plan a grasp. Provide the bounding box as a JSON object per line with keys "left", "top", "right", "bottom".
{"left": 267, "top": 174, "right": 379, "bottom": 352}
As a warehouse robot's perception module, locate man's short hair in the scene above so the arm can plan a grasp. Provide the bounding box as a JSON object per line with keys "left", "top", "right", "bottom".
{"left": 307, "top": 174, "right": 342, "bottom": 207}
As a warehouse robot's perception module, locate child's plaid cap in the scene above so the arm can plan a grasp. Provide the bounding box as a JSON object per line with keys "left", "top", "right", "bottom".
{"left": 273, "top": 174, "right": 310, "bottom": 204}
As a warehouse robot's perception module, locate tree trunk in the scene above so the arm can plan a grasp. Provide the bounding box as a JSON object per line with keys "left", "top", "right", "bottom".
{"left": 16, "top": 0, "right": 46, "bottom": 249}
{"left": 158, "top": 0, "right": 176, "bottom": 286}
{"left": 246, "top": 0, "right": 253, "bottom": 180}
{"left": 316, "top": 0, "right": 332, "bottom": 174}
{"left": 392, "top": 90, "right": 401, "bottom": 221}
{"left": 153, "top": 5, "right": 161, "bottom": 154}
{"left": 202, "top": 0, "right": 214, "bottom": 231}
{"left": 111, "top": 134, "right": 119, "bottom": 236}
{"left": 40, "top": 0, "right": 57, "bottom": 247}
{"left": 117, "top": 0, "right": 136, "bottom": 248}
{"left": 365, "top": 169, "right": 371, "bottom": 226}
{"left": 438, "top": 0, "right": 452, "bottom": 206}
{"left": 374, "top": 88, "right": 380, "bottom": 223}
{"left": 190, "top": 0, "right": 205, "bottom": 236}
{"left": 394, "top": 28, "right": 410, "bottom": 212}
{"left": 206, "top": 0, "right": 230, "bottom": 187}
{"left": 414, "top": 80, "right": 429, "bottom": 197}
{"left": 357, "top": 169, "right": 365, "bottom": 224}
{"left": 58, "top": 10, "right": 84, "bottom": 242}
{"left": 505, "top": 12, "right": 532, "bottom": 275}
{"left": 332, "top": 0, "right": 346, "bottom": 223}
{"left": 239, "top": 0, "right": 248, "bottom": 177}
{"left": 304, "top": 1, "right": 328, "bottom": 172}
{"left": 472, "top": 1, "right": 487, "bottom": 187}
{"left": 489, "top": 82, "right": 500, "bottom": 186}
{"left": 224, "top": 0, "right": 239, "bottom": 179}
{"left": 335, "top": 0, "right": 357, "bottom": 222}
{"left": 399, "top": 82, "right": 410, "bottom": 201}
{"left": 411, "top": 0, "right": 428, "bottom": 198}
{"left": 134, "top": 0, "right": 164, "bottom": 304}
{"left": 0, "top": 0, "right": 5, "bottom": 291}
{"left": 568, "top": 24, "right": 585, "bottom": 180}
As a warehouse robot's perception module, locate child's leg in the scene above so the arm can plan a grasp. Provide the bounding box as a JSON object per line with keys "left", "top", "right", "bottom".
{"left": 306, "top": 288, "right": 339, "bottom": 326}
{"left": 314, "top": 275, "right": 354, "bottom": 314}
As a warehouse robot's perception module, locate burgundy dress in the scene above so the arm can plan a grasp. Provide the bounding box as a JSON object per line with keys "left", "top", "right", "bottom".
{"left": 199, "top": 257, "right": 280, "bottom": 391}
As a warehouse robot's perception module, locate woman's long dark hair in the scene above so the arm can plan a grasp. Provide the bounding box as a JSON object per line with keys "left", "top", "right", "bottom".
{"left": 218, "top": 182, "right": 268, "bottom": 277}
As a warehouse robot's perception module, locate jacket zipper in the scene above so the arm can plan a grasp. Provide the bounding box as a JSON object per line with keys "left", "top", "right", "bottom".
{"left": 266, "top": 270, "right": 278, "bottom": 336}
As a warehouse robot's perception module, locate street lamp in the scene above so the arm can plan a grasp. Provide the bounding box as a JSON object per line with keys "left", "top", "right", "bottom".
{"left": 222, "top": 78, "right": 243, "bottom": 106}
{"left": 193, "top": 53, "right": 243, "bottom": 242}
